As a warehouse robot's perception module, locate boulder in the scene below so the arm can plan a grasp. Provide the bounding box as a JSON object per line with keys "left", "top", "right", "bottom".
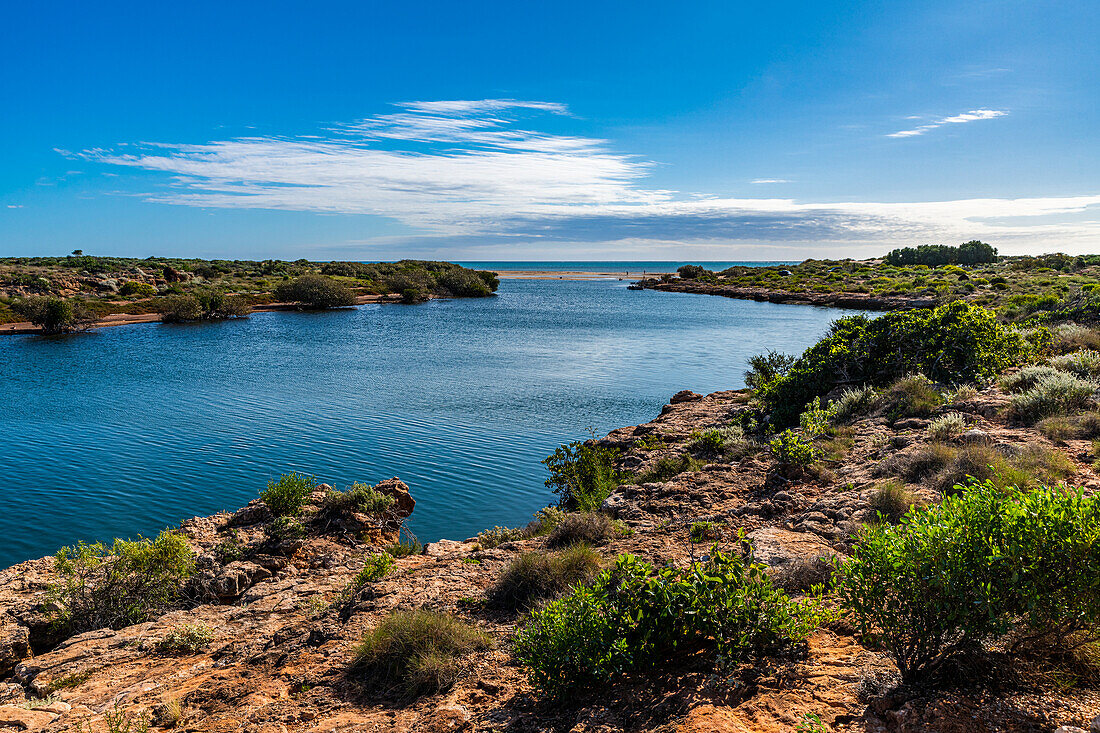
{"left": 0, "top": 705, "right": 59, "bottom": 731}
{"left": 959, "top": 429, "right": 993, "bottom": 444}
{"left": 212, "top": 561, "right": 271, "bottom": 600}
{"left": 670, "top": 390, "right": 703, "bottom": 404}
{"left": 0, "top": 616, "right": 30, "bottom": 677}
{"left": 374, "top": 478, "right": 415, "bottom": 525}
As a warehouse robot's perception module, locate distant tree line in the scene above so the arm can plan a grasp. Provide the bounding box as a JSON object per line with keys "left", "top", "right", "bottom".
{"left": 883, "top": 240, "right": 998, "bottom": 267}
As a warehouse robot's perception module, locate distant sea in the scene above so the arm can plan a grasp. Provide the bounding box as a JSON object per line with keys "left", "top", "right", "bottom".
{"left": 458, "top": 261, "right": 795, "bottom": 273}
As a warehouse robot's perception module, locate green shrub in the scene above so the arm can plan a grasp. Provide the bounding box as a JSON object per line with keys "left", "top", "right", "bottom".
{"left": 798, "top": 397, "right": 835, "bottom": 437}
{"left": 744, "top": 350, "right": 796, "bottom": 392}
{"left": 513, "top": 545, "right": 827, "bottom": 696}
{"left": 353, "top": 553, "right": 395, "bottom": 585}
{"left": 927, "top": 412, "right": 967, "bottom": 441}
{"left": 157, "top": 295, "right": 203, "bottom": 322}
{"left": 689, "top": 428, "right": 725, "bottom": 455}
{"left": 999, "top": 365, "right": 1065, "bottom": 393}
{"left": 260, "top": 472, "right": 316, "bottom": 516}
{"left": 386, "top": 534, "right": 423, "bottom": 557}
{"left": 1009, "top": 372, "right": 1096, "bottom": 423}
{"left": 50, "top": 531, "right": 196, "bottom": 635}
{"left": 876, "top": 375, "right": 944, "bottom": 418}
{"left": 831, "top": 385, "right": 877, "bottom": 422}
{"left": 157, "top": 622, "right": 215, "bottom": 654}
{"left": 476, "top": 525, "right": 526, "bottom": 548}
{"left": 1049, "top": 350, "right": 1100, "bottom": 379}
{"left": 488, "top": 544, "right": 601, "bottom": 610}
{"left": 319, "top": 482, "right": 395, "bottom": 518}
{"left": 158, "top": 290, "right": 250, "bottom": 323}
{"left": 119, "top": 281, "right": 157, "bottom": 298}
{"left": 635, "top": 453, "right": 705, "bottom": 483}
{"left": 525, "top": 506, "right": 567, "bottom": 536}
{"left": 1037, "top": 412, "right": 1100, "bottom": 442}
{"left": 546, "top": 512, "right": 617, "bottom": 548}
{"left": 263, "top": 515, "right": 306, "bottom": 545}
{"left": 352, "top": 610, "right": 491, "bottom": 696}
{"left": 769, "top": 430, "right": 819, "bottom": 468}
{"left": 689, "top": 521, "right": 722, "bottom": 543}
{"left": 274, "top": 274, "right": 356, "bottom": 308}
{"left": 13, "top": 296, "right": 95, "bottom": 334}
{"left": 543, "top": 441, "right": 623, "bottom": 511}
{"left": 760, "top": 302, "right": 1026, "bottom": 426}
{"left": 837, "top": 480, "right": 1100, "bottom": 685}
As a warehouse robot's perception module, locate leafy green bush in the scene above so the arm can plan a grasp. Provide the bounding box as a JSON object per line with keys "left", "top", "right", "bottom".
{"left": 543, "top": 441, "right": 623, "bottom": 511}
{"left": 769, "top": 430, "right": 819, "bottom": 468}
{"left": 513, "top": 545, "right": 827, "bottom": 696}
{"left": 157, "top": 622, "right": 215, "bottom": 654}
{"left": 352, "top": 610, "right": 491, "bottom": 696}
{"left": 158, "top": 290, "right": 250, "bottom": 323}
{"left": 798, "top": 397, "right": 835, "bottom": 437}
{"left": 883, "top": 240, "right": 997, "bottom": 267}
{"left": 353, "top": 553, "right": 395, "bottom": 585}
{"left": 837, "top": 480, "right": 1100, "bottom": 685}
{"left": 119, "top": 281, "right": 157, "bottom": 298}
{"left": 274, "top": 274, "right": 356, "bottom": 308}
{"left": 50, "top": 531, "right": 196, "bottom": 635}
{"left": 261, "top": 472, "right": 316, "bottom": 516}
{"left": 689, "top": 521, "right": 722, "bottom": 542}
{"left": 263, "top": 515, "right": 306, "bottom": 545}
{"left": 488, "top": 544, "right": 601, "bottom": 611}
{"left": 677, "top": 264, "right": 710, "bottom": 279}
{"left": 319, "top": 482, "right": 395, "bottom": 518}
{"left": 689, "top": 428, "right": 725, "bottom": 455}
{"left": 545, "top": 512, "right": 617, "bottom": 548}
{"left": 744, "top": 350, "right": 796, "bottom": 392}
{"left": 760, "top": 302, "right": 1027, "bottom": 426}
{"left": 634, "top": 453, "right": 705, "bottom": 483}
{"left": 13, "top": 296, "right": 95, "bottom": 334}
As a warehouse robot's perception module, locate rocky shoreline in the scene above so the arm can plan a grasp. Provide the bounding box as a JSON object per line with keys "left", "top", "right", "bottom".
{"left": 631, "top": 277, "right": 935, "bottom": 311}
{"left": 0, "top": 381, "right": 1098, "bottom": 732}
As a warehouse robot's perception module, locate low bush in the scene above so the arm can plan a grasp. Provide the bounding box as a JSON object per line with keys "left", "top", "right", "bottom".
{"left": 513, "top": 545, "right": 828, "bottom": 696}
{"left": 759, "top": 302, "right": 1027, "bottom": 426}
{"left": 689, "top": 521, "right": 722, "bottom": 543}
{"left": 689, "top": 428, "right": 725, "bottom": 455}
{"left": 1037, "top": 412, "right": 1100, "bottom": 442}
{"left": 868, "top": 480, "right": 922, "bottom": 523}
{"left": 948, "top": 384, "right": 978, "bottom": 401}
{"left": 158, "top": 290, "right": 250, "bottom": 323}
{"left": 837, "top": 480, "right": 1100, "bottom": 685}
{"left": 263, "top": 516, "right": 306, "bottom": 545}
{"left": 274, "top": 274, "right": 356, "bottom": 309}
{"left": 876, "top": 375, "right": 944, "bottom": 419}
{"left": 318, "top": 482, "right": 395, "bottom": 518}
{"left": 352, "top": 610, "right": 491, "bottom": 696}
{"left": 1049, "top": 349, "right": 1100, "bottom": 379}
{"left": 927, "top": 412, "right": 967, "bottom": 441}
{"left": 635, "top": 453, "right": 705, "bottom": 483}
{"left": 353, "top": 553, "right": 395, "bottom": 585}
{"left": 476, "top": 525, "right": 526, "bottom": 548}
{"left": 769, "top": 430, "right": 819, "bottom": 469}
{"left": 50, "top": 531, "right": 196, "bottom": 635}
{"left": 386, "top": 534, "right": 423, "bottom": 557}
{"left": 831, "top": 385, "right": 877, "bottom": 422}
{"left": 883, "top": 442, "right": 957, "bottom": 484}
{"left": 13, "top": 296, "right": 95, "bottom": 334}
{"left": 1051, "top": 323, "right": 1100, "bottom": 353}
{"left": 157, "top": 622, "right": 215, "bottom": 654}
{"left": 525, "top": 506, "right": 567, "bottom": 537}
{"left": 543, "top": 441, "right": 623, "bottom": 511}
{"left": 119, "top": 281, "right": 157, "bottom": 298}
{"left": 930, "top": 443, "right": 1074, "bottom": 494}
{"left": 546, "top": 512, "right": 617, "bottom": 548}
{"left": 260, "top": 472, "right": 316, "bottom": 516}
{"left": 798, "top": 397, "right": 835, "bottom": 437}
{"left": 1009, "top": 372, "right": 1096, "bottom": 423}
{"left": 999, "top": 365, "right": 1065, "bottom": 393}
{"left": 488, "top": 544, "right": 601, "bottom": 611}
{"left": 743, "top": 350, "right": 796, "bottom": 392}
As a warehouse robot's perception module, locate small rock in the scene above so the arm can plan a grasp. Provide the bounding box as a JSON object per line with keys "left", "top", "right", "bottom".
{"left": 0, "top": 705, "right": 58, "bottom": 731}
{"left": 890, "top": 436, "right": 912, "bottom": 448}
{"left": 424, "top": 539, "right": 465, "bottom": 557}
{"left": 1055, "top": 727, "right": 1086, "bottom": 733}
{"left": 428, "top": 705, "right": 470, "bottom": 731}
{"left": 959, "top": 429, "right": 992, "bottom": 444}
{"left": 670, "top": 390, "right": 703, "bottom": 404}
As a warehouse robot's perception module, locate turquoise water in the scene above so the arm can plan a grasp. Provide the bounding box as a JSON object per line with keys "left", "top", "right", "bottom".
{"left": 0, "top": 279, "right": 854, "bottom": 567}
{"left": 459, "top": 260, "right": 794, "bottom": 273}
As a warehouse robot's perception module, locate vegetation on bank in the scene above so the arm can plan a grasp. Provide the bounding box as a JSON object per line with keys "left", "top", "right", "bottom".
{"left": 669, "top": 242, "right": 1100, "bottom": 321}
{"left": 0, "top": 256, "right": 499, "bottom": 327}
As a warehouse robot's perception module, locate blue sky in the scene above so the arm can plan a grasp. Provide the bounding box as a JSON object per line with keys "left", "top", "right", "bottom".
{"left": 1, "top": 0, "right": 1097, "bottom": 260}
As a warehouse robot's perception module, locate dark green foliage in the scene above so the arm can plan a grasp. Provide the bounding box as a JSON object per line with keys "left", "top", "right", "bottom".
{"left": 158, "top": 290, "right": 250, "bottom": 323}
{"left": 760, "top": 302, "right": 1027, "bottom": 426}
{"left": 318, "top": 260, "right": 498, "bottom": 298}
{"left": 837, "top": 480, "right": 1100, "bottom": 685}
{"left": 352, "top": 610, "right": 491, "bottom": 696}
{"left": 320, "top": 482, "right": 396, "bottom": 517}
{"left": 769, "top": 430, "right": 819, "bottom": 468}
{"left": 352, "top": 553, "right": 395, "bottom": 585}
{"left": 884, "top": 240, "right": 997, "bottom": 267}
{"left": 263, "top": 516, "right": 306, "bottom": 544}
{"left": 744, "top": 350, "right": 796, "bottom": 392}
{"left": 487, "top": 544, "right": 601, "bottom": 610}
{"left": 543, "top": 441, "right": 623, "bottom": 511}
{"left": 12, "top": 296, "right": 95, "bottom": 334}
{"left": 676, "top": 264, "right": 711, "bottom": 279}
{"left": 513, "top": 545, "right": 827, "bottom": 696}
{"left": 274, "top": 274, "right": 357, "bottom": 308}
{"left": 260, "top": 472, "right": 316, "bottom": 516}
{"left": 545, "top": 512, "right": 617, "bottom": 548}
{"left": 50, "top": 531, "right": 196, "bottom": 635}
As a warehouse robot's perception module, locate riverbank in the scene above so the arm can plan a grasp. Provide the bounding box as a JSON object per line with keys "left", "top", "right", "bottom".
{"left": 495, "top": 269, "right": 672, "bottom": 280}
{"left": 0, "top": 294, "right": 407, "bottom": 335}
{"left": 0, "top": 372, "right": 1097, "bottom": 732}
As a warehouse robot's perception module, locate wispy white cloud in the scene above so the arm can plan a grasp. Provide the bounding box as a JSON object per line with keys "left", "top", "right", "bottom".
{"left": 72, "top": 100, "right": 1099, "bottom": 252}
{"left": 751, "top": 178, "right": 791, "bottom": 184}
{"left": 887, "top": 108, "right": 1008, "bottom": 138}
{"left": 6, "top": 204, "right": 23, "bottom": 209}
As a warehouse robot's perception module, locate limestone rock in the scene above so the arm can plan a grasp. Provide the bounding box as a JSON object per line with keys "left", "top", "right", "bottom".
{"left": 0, "top": 616, "right": 30, "bottom": 677}
{"left": 670, "top": 390, "right": 703, "bottom": 404}
{"left": 0, "top": 705, "right": 59, "bottom": 731}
